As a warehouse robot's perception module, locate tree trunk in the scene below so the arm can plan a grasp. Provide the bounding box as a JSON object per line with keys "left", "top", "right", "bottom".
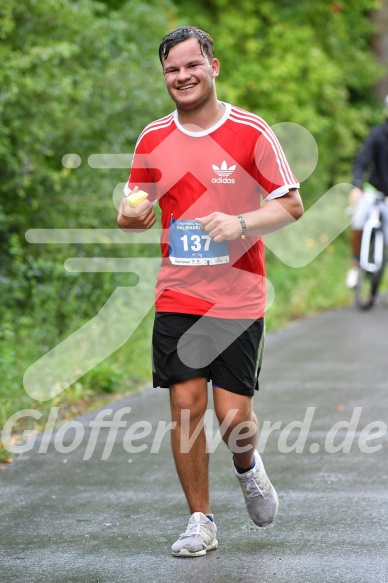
{"left": 372, "top": 0, "right": 388, "bottom": 99}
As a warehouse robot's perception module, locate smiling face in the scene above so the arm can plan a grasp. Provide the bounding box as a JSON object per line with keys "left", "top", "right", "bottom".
{"left": 162, "top": 37, "right": 220, "bottom": 113}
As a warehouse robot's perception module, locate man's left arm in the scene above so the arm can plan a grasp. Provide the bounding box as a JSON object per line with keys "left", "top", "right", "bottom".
{"left": 196, "top": 189, "right": 304, "bottom": 243}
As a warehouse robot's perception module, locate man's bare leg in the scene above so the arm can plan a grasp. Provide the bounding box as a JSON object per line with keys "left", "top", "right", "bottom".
{"left": 212, "top": 386, "right": 258, "bottom": 467}
{"left": 170, "top": 376, "right": 210, "bottom": 514}
{"left": 351, "top": 229, "right": 363, "bottom": 265}
{"left": 213, "top": 385, "right": 278, "bottom": 527}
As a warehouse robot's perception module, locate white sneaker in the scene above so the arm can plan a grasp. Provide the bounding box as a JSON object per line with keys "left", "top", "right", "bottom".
{"left": 171, "top": 512, "right": 218, "bottom": 557}
{"left": 234, "top": 450, "right": 278, "bottom": 527}
{"left": 346, "top": 267, "right": 359, "bottom": 288}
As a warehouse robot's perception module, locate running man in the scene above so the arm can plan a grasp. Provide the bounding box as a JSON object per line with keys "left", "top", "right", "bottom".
{"left": 117, "top": 26, "right": 304, "bottom": 557}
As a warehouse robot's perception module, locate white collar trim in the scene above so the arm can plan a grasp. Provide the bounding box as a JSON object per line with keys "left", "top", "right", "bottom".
{"left": 173, "top": 103, "right": 231, "bottom": 137}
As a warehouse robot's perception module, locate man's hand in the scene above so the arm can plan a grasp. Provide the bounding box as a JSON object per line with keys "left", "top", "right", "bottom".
{"left": 349, "top": 186, "right": 363, "bottom": 206}
{"left": 195, "top": 212, "right": 243, "bottom": 242}
{"left": 117, "top": 186, "right": 156, "bottom": 231}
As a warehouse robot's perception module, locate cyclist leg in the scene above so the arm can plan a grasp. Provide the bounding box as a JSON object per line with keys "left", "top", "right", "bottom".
{"left": 381, "top": 199, "right": 388, "bottom": 243}
{"left": 347, "top": 197, "right": 373, "bottom": 287}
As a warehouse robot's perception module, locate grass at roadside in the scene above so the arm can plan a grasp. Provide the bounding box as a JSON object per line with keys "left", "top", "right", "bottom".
{"left": 265, "top": 236, "right": 354, "bottom": 331}
{"left": 0, "top": 306, "right": 154, "bottom": 462}
{"left": 0, "top": 234, "right": 374, "bottom": 463}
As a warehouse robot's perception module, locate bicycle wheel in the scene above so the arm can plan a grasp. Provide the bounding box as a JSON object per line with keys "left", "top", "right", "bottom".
{"left": 355, "top": 227, "right": 385, "bottom": 310}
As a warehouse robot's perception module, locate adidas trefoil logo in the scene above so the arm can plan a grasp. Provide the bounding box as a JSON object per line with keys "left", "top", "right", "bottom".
{"left": 212, "top": 160, "right": 236, "bottom": 177}
{"left": 212, "top": 160, "right": 236, "bottom": 184}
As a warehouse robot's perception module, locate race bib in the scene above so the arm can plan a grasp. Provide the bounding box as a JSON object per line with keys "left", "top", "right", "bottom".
{"left": 169, "top": 219, "right": 229, "bottom": 266}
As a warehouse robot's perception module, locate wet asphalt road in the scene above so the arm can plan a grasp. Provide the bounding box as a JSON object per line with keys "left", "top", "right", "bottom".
{"left": 1, "top": 301, "right": 388, "bottom": 583}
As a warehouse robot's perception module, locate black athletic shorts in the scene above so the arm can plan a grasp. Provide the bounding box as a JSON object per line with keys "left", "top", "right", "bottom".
{"left": 152, "top": 312, "right": 265, "bottom": 397}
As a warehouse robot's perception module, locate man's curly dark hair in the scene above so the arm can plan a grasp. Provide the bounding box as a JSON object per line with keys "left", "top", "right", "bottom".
{"left": 159, "top": 26, "right": 215, "bottom": 65}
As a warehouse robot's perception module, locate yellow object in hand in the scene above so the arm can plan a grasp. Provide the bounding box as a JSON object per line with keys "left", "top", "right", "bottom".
{"left": 126, "top": 190, "right": 149, "bottom": 208}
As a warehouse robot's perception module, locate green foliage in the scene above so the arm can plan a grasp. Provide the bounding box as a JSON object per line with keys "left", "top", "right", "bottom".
{"left": 0, "top": 0, "right": 174, "bottom": 437}
{"left": 0, "top": 0, "right": 172, "bottom": 241}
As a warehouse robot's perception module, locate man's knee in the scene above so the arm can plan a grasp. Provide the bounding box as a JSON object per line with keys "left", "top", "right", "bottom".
{"left": 215, "top": 393, "right": 254, "bottom": 425}
{"left": 170, "top": 378, "right": 208, "bottom": 421}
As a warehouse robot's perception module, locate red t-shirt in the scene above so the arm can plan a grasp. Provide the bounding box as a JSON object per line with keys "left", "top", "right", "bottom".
{"left": 125, "top": 103, "right": 299, "bottom": 319}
